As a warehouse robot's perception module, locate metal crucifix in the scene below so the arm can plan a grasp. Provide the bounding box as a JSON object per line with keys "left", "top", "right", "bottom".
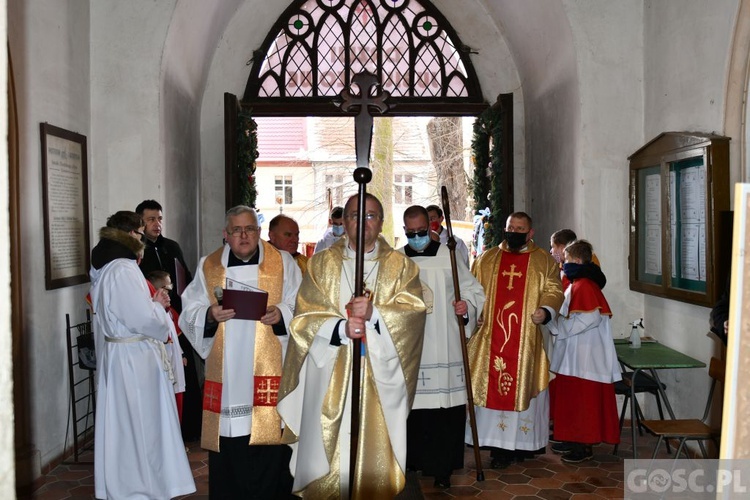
{"left": 336, "top": 70, "right": 390, "bottom": 496}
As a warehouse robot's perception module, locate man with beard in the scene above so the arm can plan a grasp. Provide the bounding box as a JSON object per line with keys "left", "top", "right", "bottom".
{"left": 466, "top": 212, "right": 564, "bottom": 469}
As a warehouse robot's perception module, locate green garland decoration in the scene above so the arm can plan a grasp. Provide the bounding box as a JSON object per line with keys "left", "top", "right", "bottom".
{"left": 471, "top": 118, "right": 490, "bottom": 211}
{"left": 487, "top": 111, "right": 503, "bottom": 248}
{"left": 471, "top": 106, "right": 504, "bottom": 249}
{"left": 238, "top": 110, "right": 259, "bottom": 208}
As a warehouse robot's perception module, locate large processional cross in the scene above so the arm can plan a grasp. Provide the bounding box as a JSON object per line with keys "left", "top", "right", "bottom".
{"left": 336, "top": 71, "right": 390, "bottom": 496}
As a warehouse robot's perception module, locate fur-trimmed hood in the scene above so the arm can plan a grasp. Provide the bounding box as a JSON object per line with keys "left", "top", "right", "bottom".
{"left": 90, "top": 226, "right": 145, "bottom": 270}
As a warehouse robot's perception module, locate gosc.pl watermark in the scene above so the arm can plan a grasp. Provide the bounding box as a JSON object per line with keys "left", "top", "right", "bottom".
{"left": 625, "top": 459, "right": 750, "bottom": 498}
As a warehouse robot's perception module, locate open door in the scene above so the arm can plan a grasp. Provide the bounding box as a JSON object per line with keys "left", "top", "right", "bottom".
{"left": 9, "top": 46, "right": 33, "bottom": 490}
{"left": 224, "top": 92, "right": 240, "bottom": 210}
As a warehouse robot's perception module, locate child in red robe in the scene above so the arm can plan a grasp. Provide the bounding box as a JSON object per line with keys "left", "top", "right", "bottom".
{"left": 546, "top": 240, "right": 621, "bottom": 463}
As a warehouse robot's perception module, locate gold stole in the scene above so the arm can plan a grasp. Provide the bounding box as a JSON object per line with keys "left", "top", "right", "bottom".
{"left": 200, "top": 240, "right": 284, "bottom": 452}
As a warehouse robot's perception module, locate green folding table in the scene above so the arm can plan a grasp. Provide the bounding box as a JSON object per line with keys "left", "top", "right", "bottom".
{"left": 614, "top": 339, "right": 706, "bottom": 459}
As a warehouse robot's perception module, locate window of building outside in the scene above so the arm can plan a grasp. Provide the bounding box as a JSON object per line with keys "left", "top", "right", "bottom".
{"left": 394, "top": 174, "right": 413, "bottom": 204}
{"left": 325, "top": 174, "right": 345, "bottom": 206}
{"left": 275, "top": 175, "right": 293, "bottom": 204}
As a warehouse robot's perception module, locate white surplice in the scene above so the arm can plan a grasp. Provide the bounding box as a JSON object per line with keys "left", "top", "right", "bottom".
{"left": 400, "top": 243, "right": 485, "bottom": 409}
{"left": 90, "top": 258, "right": 195, "bottom": 500}
{"left": 179, "top": 243, "right": 301, "bottom": 436}
{"left": 466, "top": 392, "right": 550, "bottom": 451}
{"left": 437, "top": 229, "right": 470, "bottom": 267}
{"left": 546, "top": 283, "right": 621, "bottom": 383}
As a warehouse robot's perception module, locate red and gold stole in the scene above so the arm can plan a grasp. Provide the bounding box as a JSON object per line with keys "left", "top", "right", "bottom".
{"left": 485, "top": 251, "right": 531, "bottom": 411}
{"left": 201, "top": 240, "right": 284, "bottom": 452}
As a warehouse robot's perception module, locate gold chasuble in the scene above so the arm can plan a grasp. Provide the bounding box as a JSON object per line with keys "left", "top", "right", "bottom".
{"left": 469, "top": 241, "right": 563, "bottom": 412}
{"left": 278, "top": 236, "right": 426, "bottom": 499}
{"left": 201, "top": 240, "right": 285, "bottom": 452}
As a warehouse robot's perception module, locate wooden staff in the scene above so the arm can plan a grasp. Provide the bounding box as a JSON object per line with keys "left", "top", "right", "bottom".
{"left": 441, "top": 185, "right": 484, "bottom": 482}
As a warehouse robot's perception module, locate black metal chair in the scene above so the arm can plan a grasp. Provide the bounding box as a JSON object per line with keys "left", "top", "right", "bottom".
{"left": 612, "top": 370, "right": 670, "bottom": 455}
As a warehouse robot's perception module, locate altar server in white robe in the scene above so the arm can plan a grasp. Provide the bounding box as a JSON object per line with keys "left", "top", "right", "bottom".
{"left": 399, "top": 205, "right": 485, "bottom": 489}
{"left": 89, "top": 211, "right": 195, "bottom": 500}
{"left": 179, "top": 205, "right": 301, "bottom": 499}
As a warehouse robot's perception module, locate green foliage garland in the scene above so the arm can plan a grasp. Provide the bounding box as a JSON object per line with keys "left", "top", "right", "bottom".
{"left": 471, "top": 119, "right": 490, "bottom": 211}
{"left": 238, "top": 110, "right": 259, "bottom": 208}
{"left": 487, "top": 111, "right": 503, "bottom": 248}
{"left": 471, "top": 106, "right": 504, "bottom": 249}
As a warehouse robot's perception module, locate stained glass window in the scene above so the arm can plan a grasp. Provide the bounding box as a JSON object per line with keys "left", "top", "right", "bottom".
{"left": 244, "top": 0, "right": 484, "bottom": 114}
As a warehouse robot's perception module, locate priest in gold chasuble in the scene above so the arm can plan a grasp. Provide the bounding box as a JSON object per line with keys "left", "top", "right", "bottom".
{"left": 466, "top": 212, "right": 563, "bottom": 469}
{"left": 179, "top": 206, "right": 302, "bottom": 499}
{"left": 277, "top": 194, "right": 426, "bottom": 499}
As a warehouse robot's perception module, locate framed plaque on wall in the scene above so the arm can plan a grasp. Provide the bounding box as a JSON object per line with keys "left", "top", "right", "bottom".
{"left": 40, "top": 123, "right": 91, "bottom": 290}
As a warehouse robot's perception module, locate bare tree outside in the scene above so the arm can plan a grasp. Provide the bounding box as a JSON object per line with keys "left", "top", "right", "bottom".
{"left": 426, "top": 117, "right": 468, "bottom": 220}
{"left": 370, "top": 116, "right": 395, "bottom": 241}
{"left": 253, "top": 116, "right": 475, "bottom": 251}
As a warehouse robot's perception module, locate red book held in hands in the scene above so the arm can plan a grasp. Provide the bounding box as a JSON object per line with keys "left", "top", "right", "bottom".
{"left": 222, "top": 278, "right": 268, "bottom": 321}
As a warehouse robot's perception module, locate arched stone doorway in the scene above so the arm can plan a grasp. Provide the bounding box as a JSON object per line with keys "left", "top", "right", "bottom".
{"left": 223, "top": 0, "right": 513, "bottom": 249}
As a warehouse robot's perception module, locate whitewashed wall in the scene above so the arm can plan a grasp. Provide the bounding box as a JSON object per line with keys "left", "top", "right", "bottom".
{"left": 198, "top": 1, "right": 290, "bottom": 254}
{"left": 565, "top": 0, "right": 645, "bottom": 330}
{"left": 639, "top": 0, "right": 740, "bottom": 421}
{"left": 8, "top": 0, "right": 93, "bottom": 473}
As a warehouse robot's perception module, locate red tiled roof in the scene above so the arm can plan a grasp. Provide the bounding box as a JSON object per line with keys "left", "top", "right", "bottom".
{"left": 255, "top": 116, "right": 431, "bottom": 165}
{"left": 307, "top": 116, "right": 430, "bottom": 162}
{"left": 256, "top": 117, "right": 308, "bottom": 164}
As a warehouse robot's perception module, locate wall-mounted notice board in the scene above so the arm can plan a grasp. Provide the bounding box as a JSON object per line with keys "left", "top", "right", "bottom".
{"left": 629, "top": 132, "right": 730, "bottom": 307}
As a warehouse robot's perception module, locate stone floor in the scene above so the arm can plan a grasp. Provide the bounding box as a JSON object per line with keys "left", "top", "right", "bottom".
{"left": 24, "top": 424, "right": 676, "bottom": 499}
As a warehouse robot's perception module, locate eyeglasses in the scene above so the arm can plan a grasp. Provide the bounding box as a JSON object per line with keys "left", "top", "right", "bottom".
{"left": 344, "top": 212, "right": 381, "bottom": 221}
{"left": 228, "top": 226, "right": 259, "bottom": 237}
{"left": 405, "top": 229, "right": 429, "bottom": 238}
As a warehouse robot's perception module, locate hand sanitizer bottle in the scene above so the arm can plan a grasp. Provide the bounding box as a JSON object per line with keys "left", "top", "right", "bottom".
{"left": 629, "top": 319, "right": 641, "bottom": 349}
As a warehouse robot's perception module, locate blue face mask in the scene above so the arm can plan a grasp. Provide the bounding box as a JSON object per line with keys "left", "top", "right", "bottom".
{"left": 331, "top": 225, "right": 345, "bottom": 237}
{"left": 407, "top": 234, "right": 431, "bottom": 252}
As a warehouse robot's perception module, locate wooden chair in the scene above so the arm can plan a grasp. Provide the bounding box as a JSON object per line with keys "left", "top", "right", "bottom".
{"left": 612, "top": 370, "right": 669, "bottom": 455}
{"left": 640, "top": 356, "right": 724, "bottom": 460}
